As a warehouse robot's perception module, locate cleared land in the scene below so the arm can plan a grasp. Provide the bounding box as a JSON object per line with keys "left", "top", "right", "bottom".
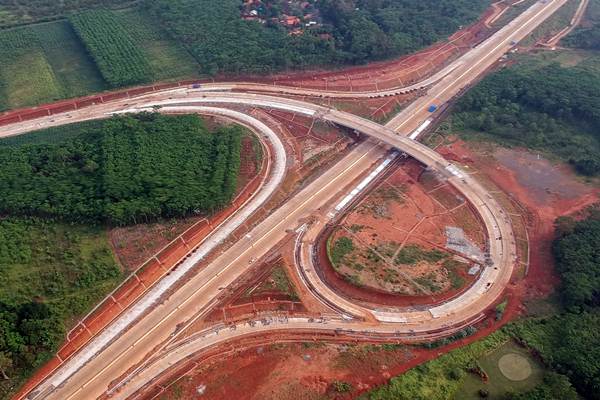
{"left": 449, "top": 49, "right": 600, "bottom": 176}
{"left": 327, "top": 160, "right": 485, "bottom": 297}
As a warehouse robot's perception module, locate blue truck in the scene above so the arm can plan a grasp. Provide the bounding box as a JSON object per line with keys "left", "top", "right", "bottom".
{"left": 427, "top": 104, "right": 438, "bottom": 113}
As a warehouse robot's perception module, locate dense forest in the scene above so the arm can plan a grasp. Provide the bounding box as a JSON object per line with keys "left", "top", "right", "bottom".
{"left": 0, "top": 113, "right": 243, "bottom": 225}
{"left": 144, "top": 0, "right": 490, "bottom": 75}
{"left": 506, "top": 209, "right": 600, "bottom": 399}
{"left": 0, "top": 218, "right": 122, "bottom": 398}
{"left": 564, "top": 0, "right": 600, "bottom": 49}
{"left": 452, "top": 57, "right": 600, "bottom": 175}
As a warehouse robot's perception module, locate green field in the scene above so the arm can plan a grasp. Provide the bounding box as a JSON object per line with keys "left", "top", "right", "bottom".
{"left": 115, "top": 9, "right": 198, "bottom": 81}
{"left": 31, "top": 21, "right": 107, "bottom": 96}
{"left": 0, "top": 9, "right": 197, "bottom": 111}
{"left": 0, "top": 0, "right": 139, "bottom": 28}
{"left": 456, "top": 341, "right": 544, "bottom": 399}
{"left": 0, "top": 28, "right": 64, "bottom": 110}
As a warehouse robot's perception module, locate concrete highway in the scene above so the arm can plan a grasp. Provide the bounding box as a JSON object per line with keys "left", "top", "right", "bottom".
{"left": 2, "top": 1, "right": 568, "bottom": 398}
{"left": 18, "top": 93, "right": 514, "bottom": 400}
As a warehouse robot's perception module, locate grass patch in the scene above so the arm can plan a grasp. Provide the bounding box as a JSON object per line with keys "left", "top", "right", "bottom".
{"left": 414, "top": 273, "right": 442, "bottom": 293}
{"left": 328, "top": 236, "right": 354, "bottom": 266}
{"left": 365, "top": 330, "right": 509, "bottom": 400}
{"left": 0, "top": 28, "right": 65, "bottom": 110}
{"left": 395, "top": 244, "right": 447, "bottom": 265}
{"left": 31, "top": 21, "right": 106, "bottom": 97}
{"left": 0, "top": 22, "right": 106, "bottom": 111}
{"left": 262, "top": 265, "right": 298, "bottom": 300}
{"left": 455, "top": 341, "right": 544, "bottom": 399}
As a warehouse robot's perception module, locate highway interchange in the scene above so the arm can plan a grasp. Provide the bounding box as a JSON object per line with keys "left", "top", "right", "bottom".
{"left": 1, "top": 1, "right": 568, "bottom": 399}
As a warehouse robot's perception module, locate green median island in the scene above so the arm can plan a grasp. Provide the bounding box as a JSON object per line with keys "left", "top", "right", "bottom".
{"left": 0, "top": 113, "right": 244, "bottom": 398}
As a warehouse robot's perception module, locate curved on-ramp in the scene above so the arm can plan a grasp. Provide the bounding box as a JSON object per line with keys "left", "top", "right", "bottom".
{"left": 72, "top": 92, "right": 516, "bottom": 399}
{"left": 14, "top": 107, "right": 287, "bottom": 400}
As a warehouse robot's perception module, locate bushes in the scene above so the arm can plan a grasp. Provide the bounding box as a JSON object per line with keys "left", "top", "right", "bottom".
{"left": 394, "top": 244, "right": 447, "bottom": 265}
{"left": 0, "top": 217, "right": 122, "bottom": 398}
{"left": 552, "top": 216, "right": 600, "bottom": 308}
{"left": 329, "top": 236, "right": 355, "bottom": 265}
{"left": 0, "top": 113, "right": 243, "bottom": 225}
{"left": 69, "top": 10, "right": 152, "bottom": 86}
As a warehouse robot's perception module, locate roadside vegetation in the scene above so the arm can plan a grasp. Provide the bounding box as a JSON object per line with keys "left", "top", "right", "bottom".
{"left": 0, "top": 218, "right": 122, "bottom": 398}
{"left": 451, "top": 51, "right": 600, "bottom": 175}
{"left": 0, "top": 113, "right": 242, "bottom": 225}
{"left": 0, "top": 113, "right": 248, "bottom": 397}
{"left": 363, "top": 206, "right": 600, "bottom": 400}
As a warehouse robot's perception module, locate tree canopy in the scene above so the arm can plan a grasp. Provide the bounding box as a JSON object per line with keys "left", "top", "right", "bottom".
{"left": 0, "top": 113, "right": 243, "bottom": 225}
{"left": 553, "top": 215, "right": 600, "bottom": 309}
{"left": 145, "top": 0, "right": 490, "bottom": 75}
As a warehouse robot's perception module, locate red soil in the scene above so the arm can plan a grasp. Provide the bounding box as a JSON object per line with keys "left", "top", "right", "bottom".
{"left": 437, "top": 138, "right": 599, "bottom": 299}
{"left": 152, "top": 311, "right": 505, "bottom": 400}
{"left": 316, "top": 158, "right": 485, "bottom": 307}
{"left": 151, "top": 138, "right": 598, "bottom": 400}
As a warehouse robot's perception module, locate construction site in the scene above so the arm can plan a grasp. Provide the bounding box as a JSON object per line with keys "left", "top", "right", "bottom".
{"left": 0, "top": 0, "right": 597, "bottom": 399}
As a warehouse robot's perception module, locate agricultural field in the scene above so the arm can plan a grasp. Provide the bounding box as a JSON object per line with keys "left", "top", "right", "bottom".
{"left": 0, "top": 8, "right": 197, "bottom": 111}
{"left": 0, "top": 22, "right": 106, "bottom": 111}
{"left": 69, "top": 10, "right": 153, "bottom": 86}
{"left": 113, "top": 9, "right": 198, "bottom": 81}
{"left": 0, "top": 28, "right": 65, "bottom": 111}
{"left": 0, "top": 113, "right": 243, "bottom": 225}
{"left": 0, "top": 0, "right": 139, "bottom": 27}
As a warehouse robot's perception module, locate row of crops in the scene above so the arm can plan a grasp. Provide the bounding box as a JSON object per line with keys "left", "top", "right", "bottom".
{"left": 0, "top": 8, "right": 198, "bottom": 111}
{"left": 69, "top": 10, "right": 153, "bottom": 87}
